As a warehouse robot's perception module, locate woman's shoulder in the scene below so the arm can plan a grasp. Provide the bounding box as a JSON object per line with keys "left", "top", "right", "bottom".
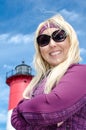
{"left": 67, "top": 63, "right": 86, "bottom": 79}
{"left": 69, "top": 63, "right": 86, "bottom": 71}
{"left": 62, "top": 63, "right": 86, "bottom": 91}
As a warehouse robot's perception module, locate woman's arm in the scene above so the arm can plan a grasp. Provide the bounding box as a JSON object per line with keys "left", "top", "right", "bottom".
{"left": 17, "top": 65, "right": 86, "bottom": 126}
{"left": 18, "top": 93, "right": 86, "bottom": 126}
{"left": 11, "top": 99, "right": 31, "bottom": 130}
{"left": 11, "top": 107, "right": 28, "bottom": 130}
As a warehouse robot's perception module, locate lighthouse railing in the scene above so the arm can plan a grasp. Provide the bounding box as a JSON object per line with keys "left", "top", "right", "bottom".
{"left": 6, "top": 68, "right": 32, "bottom": 79}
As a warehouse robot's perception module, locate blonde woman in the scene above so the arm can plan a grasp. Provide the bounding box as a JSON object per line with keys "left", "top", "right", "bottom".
{"left": 11, "top": 14, "right": 86, "bottom": 130}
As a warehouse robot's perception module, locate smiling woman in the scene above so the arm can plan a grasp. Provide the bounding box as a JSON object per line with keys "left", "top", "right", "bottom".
{"left": 11, "top": 14, "right": 86, "bottom": 130}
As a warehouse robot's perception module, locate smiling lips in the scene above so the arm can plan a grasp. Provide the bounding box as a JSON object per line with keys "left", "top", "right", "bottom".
{"left": 49, "top": 51, "right": 61, "bottom": 56}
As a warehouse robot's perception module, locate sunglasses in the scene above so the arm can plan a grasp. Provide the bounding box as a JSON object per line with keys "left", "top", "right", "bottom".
{"left": 37, "top": 29, "right": 67, "bottom": 47}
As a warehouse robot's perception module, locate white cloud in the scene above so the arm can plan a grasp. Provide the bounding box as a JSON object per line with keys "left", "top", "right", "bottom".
{"left": 76, "top": 30, "right": 83, "bottom": 36}
{"left": 80, "top": 48, "right": 86, "bottom": 55}
{"left": 80, "top": 48, "right": 86, "bottom": 63}
{"left": 0, "top": 76, "right": 9, "bottom": 102}
{"left": 3, "top": 64, "right": 14, "bottom": 70}
{"left": 0, "top": 34, "right": 10, "bottom": 41}
{"left": 0, "top": 77, "right": 5, "bottom": 88}
{"left": 0, "top": 110, "right": 8, "bottom": 123}
{"left": 8, "top": 34, "right": 34, "bottom": 44}
{"left": 38, "top": 8, "right": 57, "bottom": 15}
{"left": 60, "top": 9, "right": 80, "bottom": 22}
{"left": 0, "top": 87, "right": 9, "bottom": 103}
{"left": 36, "top": 8, "right": 82, "bottom": 24}
{"left": 0, "top": 33, "right": 34, "bottom": 45}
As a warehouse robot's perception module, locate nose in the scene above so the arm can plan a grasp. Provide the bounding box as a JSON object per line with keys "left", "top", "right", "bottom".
{"left": 49, "top": 38, "right": 57, "bottom": 47}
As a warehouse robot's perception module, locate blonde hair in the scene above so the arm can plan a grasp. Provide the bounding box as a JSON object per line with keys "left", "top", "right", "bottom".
{"left": 23, "top": 14, "right": 81, "bottom": 99}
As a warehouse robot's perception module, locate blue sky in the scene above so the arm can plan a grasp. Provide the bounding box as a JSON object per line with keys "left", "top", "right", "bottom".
{"left": 0, "top": 0, "right": 86, "bottom": 129}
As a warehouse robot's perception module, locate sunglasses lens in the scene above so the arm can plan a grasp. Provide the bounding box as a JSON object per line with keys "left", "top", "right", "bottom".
{"left": 37, "top": 34, "right": 50, "bottom": 47}
{"left": 52, "top": 30, "right": 67, "bottom": 42}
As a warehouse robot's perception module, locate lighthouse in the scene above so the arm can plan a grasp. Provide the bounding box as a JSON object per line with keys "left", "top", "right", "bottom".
{"left": 6, "top": 61, "right": 33, "bottom": 130}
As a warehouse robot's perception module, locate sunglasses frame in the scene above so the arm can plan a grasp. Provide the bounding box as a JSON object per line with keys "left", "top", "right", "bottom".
{"left": 37, "top": 29, "right": 67, "bottom": 47}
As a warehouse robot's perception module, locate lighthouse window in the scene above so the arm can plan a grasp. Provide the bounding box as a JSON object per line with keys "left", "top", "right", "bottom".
{"left": 16, "top": 66, "right": 30, "bottom": 74}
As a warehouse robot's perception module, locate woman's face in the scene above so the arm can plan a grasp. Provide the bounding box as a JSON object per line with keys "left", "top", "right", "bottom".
{"left": 39, "top": 28, "right": 70, "bottom": 66}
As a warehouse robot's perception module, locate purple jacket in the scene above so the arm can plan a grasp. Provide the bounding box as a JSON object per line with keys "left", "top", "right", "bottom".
{"left": 11, "top": 64, "right": 86, "bottom": 130}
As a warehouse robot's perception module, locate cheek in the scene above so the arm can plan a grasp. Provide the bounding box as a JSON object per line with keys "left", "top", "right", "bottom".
{"left": 64, "top": 39, "right": 70, "bottom": 54}
{"left": 39, "top": 47, "right": 49, "bottom": 60}
{"left": 39, "top": 47, "right": 47, "bottom": 56}
{"left": 39, "top": 48, "right": 44, "bottom": 57}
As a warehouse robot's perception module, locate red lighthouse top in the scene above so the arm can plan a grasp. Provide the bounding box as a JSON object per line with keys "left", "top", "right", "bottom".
{"left": 6, "top": 61, "right": 33, "bottom": 110}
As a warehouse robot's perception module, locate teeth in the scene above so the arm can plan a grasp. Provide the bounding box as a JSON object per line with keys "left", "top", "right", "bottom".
{"left": 50, "top": 51, "right": 61, "bottom": 56}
